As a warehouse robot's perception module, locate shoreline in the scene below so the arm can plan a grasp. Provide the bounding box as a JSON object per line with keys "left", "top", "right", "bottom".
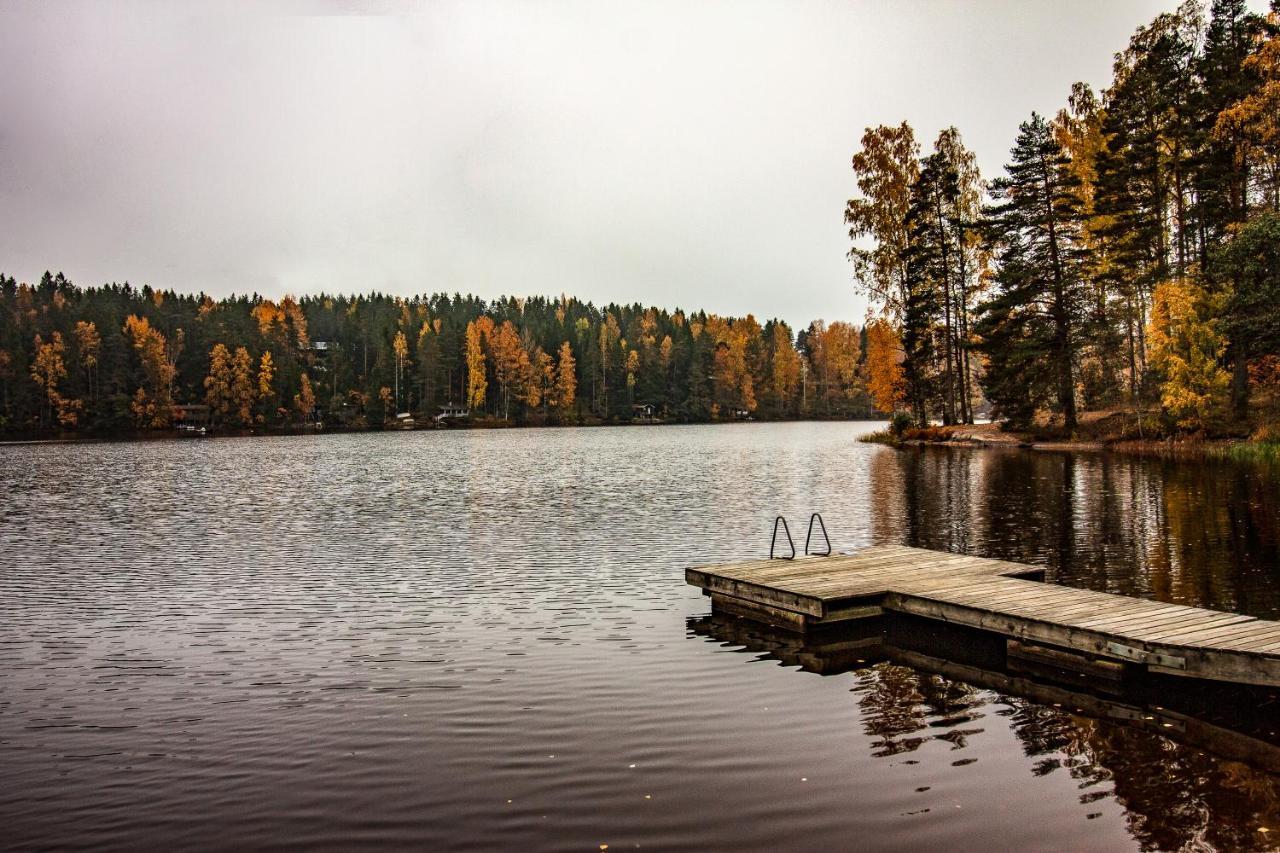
{"left": 868, "top": 422, "right": 1275, "bottom": 461}
{"left": 0, "top": 415, "right": 888, "bottom": 447}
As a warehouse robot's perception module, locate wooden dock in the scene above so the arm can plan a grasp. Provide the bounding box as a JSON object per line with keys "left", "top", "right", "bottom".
{"left": 687, "top": 544, "right": 1280, "bottom": 688}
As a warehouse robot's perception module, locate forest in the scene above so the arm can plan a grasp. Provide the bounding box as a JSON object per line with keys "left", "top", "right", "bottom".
{"left": 0, "top": 276, "right": 879, "bottom": 435}
{"left": 849, "top": 0, "right": 1280, "bottom": 438}
{"left": 7, "top": 0, "right": 1280, "bottom": 441}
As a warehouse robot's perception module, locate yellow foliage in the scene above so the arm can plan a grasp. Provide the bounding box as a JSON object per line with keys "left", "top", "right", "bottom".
{"left": 204, "top": 343, "right": 234, "bottom": 422}
{"left": 554, "top": 341, "right": 576, "bottom": 415}
{"left": 258, "top": 351, "right": 275, "bottom": 400}
{"left": 123, "top": 315, "right": 177, "bottom": 426}
{"left": 809, "top": 320, "right": 862, "bottom": 408}
{"left": 1215, "top": 14, "right": 1280, "bottom": 174}
{"left": 231, "top": 347, "right": 256, "bottom": 425}
{"left": 1147, "top": 280, "right": 1230, "bottom": 431}
{"left": 706, "top": 314, "right": 759, "bottom": 413}
{"left": 659, "top": 335, "right": 674, "bottom": 369}
{"left": 770, "top": 323, "right": 801, "bottom": 408}
{"left": 465, "top": 320, "right": 487, "bottom": 410}
{"left": 72, "top": 321, "right": 100, "bottom": 371}
{"left": 294, "top": 372, "right": 316, "bottom": 421}
{"left": 30, "top": 331, "right": 81, "bottom": 427}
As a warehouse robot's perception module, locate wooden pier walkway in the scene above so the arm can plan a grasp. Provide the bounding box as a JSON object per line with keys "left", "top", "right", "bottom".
{"left": 687, "top": 544, "right": 1280, "bottom": 688}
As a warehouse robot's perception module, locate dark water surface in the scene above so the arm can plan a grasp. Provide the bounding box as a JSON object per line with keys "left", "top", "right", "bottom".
{"left": 3, "top": 422, "right": 1280, "bottom": 851}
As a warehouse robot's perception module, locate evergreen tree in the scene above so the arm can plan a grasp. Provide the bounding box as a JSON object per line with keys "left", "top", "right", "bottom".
{"left": 980, "top": 113, "right": 1088, "bottom": 429}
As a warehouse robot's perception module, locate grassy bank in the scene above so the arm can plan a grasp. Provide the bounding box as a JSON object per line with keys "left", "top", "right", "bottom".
{"left": 860, "top": 412, "right": 1280, "bottom": 465}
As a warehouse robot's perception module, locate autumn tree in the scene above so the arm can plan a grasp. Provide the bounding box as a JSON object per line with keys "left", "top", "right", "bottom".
{"left": 1054, "top": 83, "right": 1128, "bottom": 406}
{"left": 706, "top": 315, "right": 757, "bottom": 416}
{"left": 625, "top": 348, "right": 640, "bottom": 405}
{"left": 464, "top": 319, "right": 487, "bottom": 412}
{"left": 123, "top": 314, "right": 178, "bottom": 428}
{"left": 597, "top": 312, "right": 621, "bottom": 417}
{"left": 554, "top": 341, "right": 577, "bottom": 420}
{"left": 392, "top": 329, "right": 409, "bottom": 413}
{"left": 524, "top": 344, "right": 553, "bottom": 410}
{"left": 864, "top": 318, "right": 906, "bottom": 414}
{"left": 489, "top": 320, "right": 525, "bottom": 420}
{"left": 1214, "top": 11, "right": 1280, "bottom": 213}
{"left": 72, "top": 320, "right": 100, "bottom": 406}
{"left": 378, "top": 385, "right": 393, "bottom": 421}
{"left": 30, "top": 332, "right": 80, "bottom": 427}
{"left": 846, "top": 122, "right": 920, "bottom": 317}
{"left": 294, "top": 372, "right": 316, "bottom": 423}
{"left": 1148, "top": 279, "right": 1230, "bottom": 430}
{"left": 231, "top": 347, "right": 256, "bottom": 426}
{"left": 809, "top": 321, "right": 861, "bottom": 415}
{"left": 257, "top": 350, "right": 275, "bottom": 422}
{"left": 768, "top": 322, "right": 802, "bottom": 415}
{"left": 204, "top": 343, "right": 234, "bottom": 424}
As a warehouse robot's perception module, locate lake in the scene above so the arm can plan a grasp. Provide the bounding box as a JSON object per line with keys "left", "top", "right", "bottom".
{"left": 2, "top": 422, "right": 1280, "bottom": 851}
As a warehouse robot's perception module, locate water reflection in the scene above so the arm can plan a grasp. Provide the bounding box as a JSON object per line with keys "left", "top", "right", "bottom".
{"left": 692, "top": 611, "right": 1280, "bottom": 851}
{"left": 870, "top": 446, "right": 1280, "bottom": 618}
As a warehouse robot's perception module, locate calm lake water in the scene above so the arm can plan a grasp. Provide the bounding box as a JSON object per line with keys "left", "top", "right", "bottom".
{"left": 3, "top": 422, "right": 1280, "bottom": 851}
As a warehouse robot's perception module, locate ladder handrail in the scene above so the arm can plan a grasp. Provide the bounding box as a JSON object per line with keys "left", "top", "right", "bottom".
{"left": 805, "top": 512, "right": 831, "bottom": 557}
{"left": 770, "top": 516, "right": 796, "bottom": 560}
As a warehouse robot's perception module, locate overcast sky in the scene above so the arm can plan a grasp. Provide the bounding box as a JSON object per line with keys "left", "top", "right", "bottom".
{"left": 0, "top": 1, "right": 1255, "bottom": 329}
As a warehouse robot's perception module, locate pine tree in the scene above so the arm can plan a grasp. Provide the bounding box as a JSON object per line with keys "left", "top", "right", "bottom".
{"left": 980, "top": 113, "right": 1088, "bottom": 429}
{"left": 973, "top": 237, "right": 1057, "bottom": 428}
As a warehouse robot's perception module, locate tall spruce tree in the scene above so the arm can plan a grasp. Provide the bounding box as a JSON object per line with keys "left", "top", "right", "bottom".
{"left": 979, "top": 113, "right": 1088, "bottom": 429}
{"left": 972, "top": 236, "right": 1056, "bottom": 429}
{"left": 901, "top": 152, "right": 951, "bottom": 426}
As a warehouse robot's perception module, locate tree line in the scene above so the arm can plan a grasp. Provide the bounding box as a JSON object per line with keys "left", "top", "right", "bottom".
{"left": 849, "top": 0, "right": 1280, "bottom": 436}
{"left": 0, "top": 275, "right": 883, "bottom": 434}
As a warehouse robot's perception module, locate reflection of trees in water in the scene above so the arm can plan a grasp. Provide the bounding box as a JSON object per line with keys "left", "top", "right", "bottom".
{"left": 868, "top": 446, "right": 1280, "bottom": 618}
{"left": 853, "top": 664, "right": 986, "bottom": 758}
{"left": 1003, "top": 695, "right": 1280, "bottom": 852}
{"left": 860, "top": 446, "right": 1280, "bottom": 845}
{"left": 854, "top": 663, "right": 1280, "bottom": 850}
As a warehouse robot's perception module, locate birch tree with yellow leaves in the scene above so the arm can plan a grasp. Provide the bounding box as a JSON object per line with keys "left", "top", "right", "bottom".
{"left": 123, "top": 315, "right": 178, "bottom": 428}
{"left": 30, "top": 332, "right": 80, "bottom": 428}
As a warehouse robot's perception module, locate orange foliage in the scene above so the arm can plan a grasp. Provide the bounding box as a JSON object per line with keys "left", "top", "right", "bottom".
{"left": 864, "top": 318, "right": 906, "bottom": 414}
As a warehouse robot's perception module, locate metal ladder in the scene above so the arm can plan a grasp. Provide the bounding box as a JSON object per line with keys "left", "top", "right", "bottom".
{"left": 769, "top": 513, "right": 830, "bottom": 560}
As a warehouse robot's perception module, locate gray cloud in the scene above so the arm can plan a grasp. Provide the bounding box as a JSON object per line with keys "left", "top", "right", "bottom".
{"left": 0, "top": 0, "right": 1222, "bottom": 330}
